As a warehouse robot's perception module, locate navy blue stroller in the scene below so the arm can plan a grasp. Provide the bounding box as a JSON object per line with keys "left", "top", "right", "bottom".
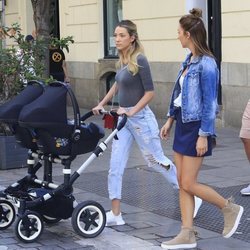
{"left": 0, "top": 81, "right": 127, "bottom": 243}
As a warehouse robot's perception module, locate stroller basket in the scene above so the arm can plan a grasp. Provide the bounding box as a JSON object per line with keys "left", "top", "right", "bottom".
{"left": 28, "top": 188, "right": 74, "bottom": 219}
{"left": 19, "top": 81, "right": 105, "bottom": 156}
{"left": 0, "top": 81, "right": 45, "bottom": 150}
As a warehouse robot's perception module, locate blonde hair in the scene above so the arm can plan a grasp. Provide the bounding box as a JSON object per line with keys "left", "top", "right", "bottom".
{"left": 179, "top": 8, "right": 214, "bottom": 57}
{"left": 115, "top": 20, "right": 144, "bottom": 75}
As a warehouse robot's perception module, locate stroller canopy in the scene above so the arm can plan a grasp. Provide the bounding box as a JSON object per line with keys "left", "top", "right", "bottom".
{"left": 0, "top": 82, "right": 44, "bottom": 123}
{"left": 19, "top": 84, "right": 68, "bottom": 129}
{"left": 19, "top": 82, "right": 105, "bottom": 156}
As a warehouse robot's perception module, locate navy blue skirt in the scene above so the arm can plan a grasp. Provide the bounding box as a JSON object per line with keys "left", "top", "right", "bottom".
{"left": 173, "top": 108, "right": 212, "bottom": 157}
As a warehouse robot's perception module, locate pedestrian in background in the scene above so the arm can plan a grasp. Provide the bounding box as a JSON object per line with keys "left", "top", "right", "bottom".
{"left": 93, "top": 19, "right": 202, "bottom": 227}
{"left": 160, "top": 8, "right": 243, "bottom": 249}
{"left": 239, "top": 99, "right": 250, "bottom": 195}
{"left": 49, "top": 45, "right": 70, "bottom": 82}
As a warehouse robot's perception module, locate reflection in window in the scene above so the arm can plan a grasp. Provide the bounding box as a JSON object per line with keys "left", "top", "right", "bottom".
{"left": 104, "top": 0, "right": 122, "bottom": 57}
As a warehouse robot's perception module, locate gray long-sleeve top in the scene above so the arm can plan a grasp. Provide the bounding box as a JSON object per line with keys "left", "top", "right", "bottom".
{"left": 115, "top": 54, "right": 154, "bottom": 107}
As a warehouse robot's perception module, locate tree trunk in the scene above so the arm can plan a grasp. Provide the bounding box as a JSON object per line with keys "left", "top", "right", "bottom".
{"left": 31, "top": 0, "right": 52, "bottom": 78}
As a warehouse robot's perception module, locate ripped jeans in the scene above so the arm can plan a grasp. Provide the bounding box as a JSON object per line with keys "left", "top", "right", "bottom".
{"left": 108, "top": 105, "right": 179, "bottom": 200}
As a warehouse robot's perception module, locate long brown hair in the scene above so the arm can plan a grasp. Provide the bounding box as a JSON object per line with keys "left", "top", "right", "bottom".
{"left": 179, "top": 8, "right": 214, "bottom": 57}
{"left": 115, "top": 20, "right": 144, "bottom": 75}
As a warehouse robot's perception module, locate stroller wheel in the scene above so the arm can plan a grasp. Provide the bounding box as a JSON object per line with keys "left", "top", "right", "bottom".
{"left": 71, "top": 200, "right": 106, "bottom": 238}
{"left": 42, "top": 215, "right": 61, "bottom": 224}
{"left": 15, "top": 211, "right": 44, "bottom": 243}
{"left": 0, "top": 200, "right": 16, "bottom": 230}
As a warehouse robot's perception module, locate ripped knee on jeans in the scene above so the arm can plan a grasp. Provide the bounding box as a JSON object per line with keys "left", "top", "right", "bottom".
{"left": 144, "top": 153, "right": 158, "bottom": 166}
{"left": 159, "top": 163, "right": 170, "bottom": 171}
{"left": 144, "top": 153, "right": 170, "bottom": 170}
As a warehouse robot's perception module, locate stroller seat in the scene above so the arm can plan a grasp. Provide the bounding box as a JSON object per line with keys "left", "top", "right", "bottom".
{"left": 19, "top": 82, "right": 104, "bottom": 156}
{"left": 33, "top": 121, "right": 104, "bottom": 155}
{"left": 0, "top": 81, "right": 45, "bottom": 150}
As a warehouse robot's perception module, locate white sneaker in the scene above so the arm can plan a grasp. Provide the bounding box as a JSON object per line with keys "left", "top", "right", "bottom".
{"left": 193, "top": 196, "right": 202, "bottom": 218}
{"left": 105, "top": 210, "right": 125, "bottom": 226}
{"left": 240, "top": 184, "right": 250, "bottom": 195}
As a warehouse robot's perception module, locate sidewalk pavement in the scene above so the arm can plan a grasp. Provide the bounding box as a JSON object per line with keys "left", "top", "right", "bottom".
{"left": 0, "top": 113, "right": 250, "bottom": 250}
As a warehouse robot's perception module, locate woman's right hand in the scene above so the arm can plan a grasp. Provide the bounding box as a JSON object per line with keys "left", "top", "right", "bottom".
{"left": 92, "top": 104, "right": 104, "bottom": 115}
{"left": 160, "top": 119, "right": 173, "bottom": 140}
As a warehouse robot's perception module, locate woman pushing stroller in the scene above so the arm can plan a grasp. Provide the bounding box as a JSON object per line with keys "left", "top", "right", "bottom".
{"left": 93, "top": 19, "right": 202, "bottom": 226}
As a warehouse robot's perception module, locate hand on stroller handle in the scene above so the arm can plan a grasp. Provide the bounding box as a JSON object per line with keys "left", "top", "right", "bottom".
{"left": 92, "top": 108, "right": 118, "bottom": 116}
{"left": 100, "top": 109, "right": 127, "bottom": 131}
{"left": 80, "top": 109, "right": 127, "bottom": 131}
{"left": 99, "top": 109, "right": 118, "bottom": 116}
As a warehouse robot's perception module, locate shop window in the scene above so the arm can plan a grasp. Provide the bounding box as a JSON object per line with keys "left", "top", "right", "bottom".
{"left": 103, "top": 0, "right": 122, "bottom": 58}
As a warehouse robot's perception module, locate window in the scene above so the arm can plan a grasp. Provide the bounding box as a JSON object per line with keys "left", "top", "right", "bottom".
{"left": 207, "top": 0, "right": 222, "bottom": 105}
{"left": 185, "top": 0, "right": 222, "bottom": 105}
{"left": 50, "top": 0, "right": 60, "bottom": 38}
{"left": 103, "top": 0, "right": 122, "bottom": 58}
{"left": 0, "top": 0, "right": 4, "bottom": 49}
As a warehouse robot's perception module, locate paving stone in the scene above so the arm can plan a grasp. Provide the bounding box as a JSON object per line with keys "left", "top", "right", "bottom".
{"left": 0, "top": 238, "right": 18, "bottom": 245}
{"left": 128, "top": 222, "right": 155, "bottom": 229}
{"left": 36, "top": 247, "right": 64, "bottom": 250}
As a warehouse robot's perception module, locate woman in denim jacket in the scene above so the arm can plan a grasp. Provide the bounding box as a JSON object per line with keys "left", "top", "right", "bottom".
{"left": 160, "top": 8, "right": 243, "bottom": 249}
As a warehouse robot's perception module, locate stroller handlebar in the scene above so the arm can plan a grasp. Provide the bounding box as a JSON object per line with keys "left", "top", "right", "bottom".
{"left": 99, "top": 110, "right": 115, "bottom": 115}
{"left": 99, "top": 110, "right": 127, "bottom": 131}
{"left": 80, "top": 111, "right": 95, "bottom": 122}
{"left": 80, "top": 110, "right": 127, "bottom": 131}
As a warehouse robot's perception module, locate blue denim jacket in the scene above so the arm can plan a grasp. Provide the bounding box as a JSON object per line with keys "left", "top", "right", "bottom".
{"left": 168, "top": 53, "right": 219, "bottom": 136}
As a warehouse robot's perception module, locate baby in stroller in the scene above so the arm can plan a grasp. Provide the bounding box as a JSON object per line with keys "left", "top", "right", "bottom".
{"left": 0, "top": 81, "right": 127, "bottom": 242}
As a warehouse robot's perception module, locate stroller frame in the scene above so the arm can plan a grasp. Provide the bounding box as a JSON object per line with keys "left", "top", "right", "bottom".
{"left": 0, "top": 81, "right": 127, "bottom": 243}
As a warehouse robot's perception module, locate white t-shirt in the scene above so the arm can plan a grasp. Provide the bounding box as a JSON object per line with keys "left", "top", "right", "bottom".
{"left": 174, "top": 75, "right": 184, "bottom": 107}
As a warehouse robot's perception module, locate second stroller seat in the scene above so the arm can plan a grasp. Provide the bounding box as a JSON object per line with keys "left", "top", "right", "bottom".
{"left": 18, "top": 82, "right": 104, "bottom": 156}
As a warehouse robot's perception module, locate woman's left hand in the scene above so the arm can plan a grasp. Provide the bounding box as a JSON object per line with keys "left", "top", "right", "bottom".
{"left": 196, "top": 136, "right": 208, "bottom": 157}
{"left": 117, "top": 107, "right": 133, "bottom": 117}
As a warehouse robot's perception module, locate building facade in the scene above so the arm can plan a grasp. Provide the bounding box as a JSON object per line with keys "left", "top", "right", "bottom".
{"left": 1, "top": 0, "right": 250, "bottom": 128}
